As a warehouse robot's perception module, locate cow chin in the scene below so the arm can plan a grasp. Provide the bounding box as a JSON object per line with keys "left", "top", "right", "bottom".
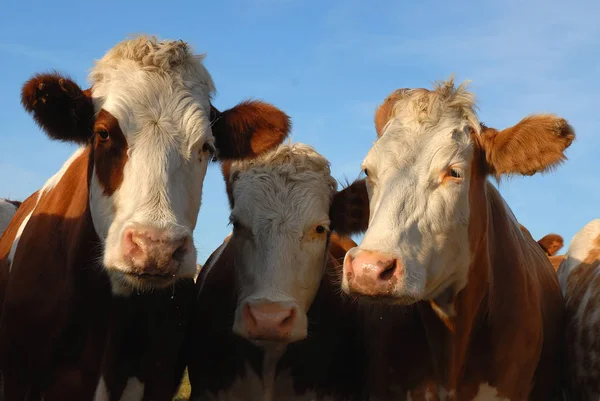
{"left": 105, "top": 262, "right": 196, "bottom": 296}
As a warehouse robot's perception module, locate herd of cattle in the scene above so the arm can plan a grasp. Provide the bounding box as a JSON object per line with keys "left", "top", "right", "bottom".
{"left": 0, "top": 34, "right": 598, "bottom": 401}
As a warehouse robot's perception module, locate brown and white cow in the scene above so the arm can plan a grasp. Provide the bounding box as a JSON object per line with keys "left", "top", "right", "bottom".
{"left": 0, "top": 35, "right": 290, "bottom": 400}
{"left": 0, "top": 199, "right": 21, "bottom": 239}
{"left": 341, "top": 78, "right": 574, "bottom": 400}
{"left": 186, "top": 143, "right": 368, "bottom": 400}
{"left": 556, "top": 219, "right": 600, "bottom": 400}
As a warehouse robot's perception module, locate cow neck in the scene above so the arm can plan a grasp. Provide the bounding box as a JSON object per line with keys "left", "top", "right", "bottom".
{"left": 417, "top": 149, "right": 493, "bottom": 396}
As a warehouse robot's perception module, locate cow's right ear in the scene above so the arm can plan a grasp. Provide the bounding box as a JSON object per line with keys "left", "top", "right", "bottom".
{"left": 21, "top": 72, "right": 94, "bottom": 145}
{"left": 330, "top": 179, "right": 370, "bottom": 237}
{"left": 210, "top": 100, "right": 291, "bottom": 160}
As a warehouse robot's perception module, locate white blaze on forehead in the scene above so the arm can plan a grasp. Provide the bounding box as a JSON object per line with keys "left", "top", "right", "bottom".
{"left": 357, "top": 78, "right": 480, "bottom": 301}
{"left": 228, "top": 143, "right": 337, "bottom": 306}
{"left": 85, "top": 35, "right": 216, "bottom": 290}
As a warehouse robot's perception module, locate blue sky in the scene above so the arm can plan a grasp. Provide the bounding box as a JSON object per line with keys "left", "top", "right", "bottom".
{"left": 1, "top": 0, "right": 598, "bottom": 263}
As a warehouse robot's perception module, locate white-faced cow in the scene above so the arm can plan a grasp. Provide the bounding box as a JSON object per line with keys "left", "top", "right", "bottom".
{"left": 557, "top": 219, "right": 600, "bottom": 400}
{"left": 0, "top": 199, "right": 21, "bottom": 239}
{"left": 0, "top": 35, "right": 290, "bottom": 401}
{"left": 186, "top": 143, "right": 368, "bottom": 400}
{"left": 341, "top": 78, "right": 574, "bottom": 400}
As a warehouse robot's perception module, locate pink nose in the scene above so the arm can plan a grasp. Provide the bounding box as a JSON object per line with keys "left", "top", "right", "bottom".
{"left": 121, "top": 226, "right": 190, "bottom": 277}
{"left": 241, "top": 302, "right": 297, "bottom": 342}
{"left": 344, "top": 250, "right": 403, "bottom": 296}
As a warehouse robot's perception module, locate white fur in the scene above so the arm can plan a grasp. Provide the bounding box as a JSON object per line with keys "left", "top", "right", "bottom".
{"left": 7, "top": 210, "right": 32, "bottom": 272}
{"left": 85, "top": 35, "right": 217, "bottom": 295}
{"left": 93, "top": 376, "right": 109, "bottom": 401}
{"left": 191, "top": 361, "right": 334, "bottom": 401}
{"left": 557, "top": 218, "right": 600, "bottom": 296}
{"left": 0, "top": 199, "right": 18, "bottom": 238}
{"left": 119, "top": 377, "right": 144, "bottom": 401}
{"left": 227, "top": 143, "right": 337, "bottom": 342}
{"left": 344, "top": 78, "right": 479, "bottom": 302}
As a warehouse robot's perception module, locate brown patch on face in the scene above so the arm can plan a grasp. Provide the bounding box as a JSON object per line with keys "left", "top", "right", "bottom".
{"left": 329, "top": 179, "right": 370, "bottom": 237}
{"left": 220, "top": 161, "right": 236, "bottom": 209}
{"left": 210, "top": 101, "right": 291, "bottom": 160}
{"left": 479, "top": 114, "right": 575, "bottom": 177}
{"left": 93, "top": 110, "right": 128, "bottom": 196}
{"left": 21, "top": 73, "right": 94, "bottom": 145}
{"left": 374, "top": 89, "right": 407, "bottom": 137}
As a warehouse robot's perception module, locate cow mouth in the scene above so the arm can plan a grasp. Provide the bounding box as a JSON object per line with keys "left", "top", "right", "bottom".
{"left": 121, "top": 271, "right": 177, "bottom": 289}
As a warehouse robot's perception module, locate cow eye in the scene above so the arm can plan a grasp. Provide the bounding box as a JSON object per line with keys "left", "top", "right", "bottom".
{"left": 449, "top": 169, "right": 462, "bottom": 178}
{"left": 202, "top": 142, "right": 217, "bottom": 162}
{"left": 363, "top": 168, "right": 369, "bottom": 176}
{"left": 97, "top": 129, "right": 109, "bottom": 141}
{"left": 316, "top": 225, "right": 325, "bottom": 234}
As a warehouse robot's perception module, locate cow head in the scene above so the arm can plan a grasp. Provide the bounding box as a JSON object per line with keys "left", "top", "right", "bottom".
{"left": 342, "top": 77, "right": 575, "bottom": 307}
{"left": 222, "top": 143, "right": 364, "bottom": 344}
{"left": 20, "top": 35, "right": 290, "bottom": 295}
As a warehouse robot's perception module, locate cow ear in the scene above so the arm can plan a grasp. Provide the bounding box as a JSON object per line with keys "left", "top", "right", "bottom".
{"left": 211, "top": 100, "right": 291, "bottom": 160}
{"left": 537, "top": 233, "right": 564, "bottom": 256}
{"left": 21, "top": 72, "right": 94, "bottom": 145}
{"left": 330, "top": 179, "right": 370, "bottom": 237}
{"left": 478, "top": 114, "right": 575, "bottom": 178}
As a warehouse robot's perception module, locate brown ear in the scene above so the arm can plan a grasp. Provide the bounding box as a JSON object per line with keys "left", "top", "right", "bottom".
{"left": 374, "top": 89, "right": 406, "bottom": 137}
{"left": 537, "top": 233, "right": 564, "bottom": 256}
{"left": 330, "top": 179, "right": 370, "bottom": 237}
{"left": 211, "top": 100, "right": 291, "bottom": 160}
{"left": 479, "top": 114, "right": 575, "bottom": 177}
{"left": 21, "top": 72, "right": 94, "bottom": 145}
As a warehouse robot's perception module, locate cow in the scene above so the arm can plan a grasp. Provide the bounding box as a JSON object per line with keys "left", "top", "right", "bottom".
{"left": 0, "top": 35, "right": 290, "bottom": 401}
{"left": 341, "top": 78, "right": 574, "bottom": 400}
{"left": 186, "top": 143, "right": 368, "bottom": 400}
{"left": 556, "top": 219, "right": 600, "bottom": 400}
{"left": 519, "top": 224, "right": 565, "bottom": 271}
{"left": 0, "top": 199, "right": 21, "bottom": 239}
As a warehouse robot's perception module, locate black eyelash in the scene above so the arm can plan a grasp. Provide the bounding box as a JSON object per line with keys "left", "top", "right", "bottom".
{"left": 449, "top": 169, "right": 461, "bottom": 178}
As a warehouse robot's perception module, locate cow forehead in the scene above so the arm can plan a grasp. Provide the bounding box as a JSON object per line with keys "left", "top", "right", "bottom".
{"left": 89, "top": 36, "right": 215, "bottom": 144}
{"left": 233, "top": 173, "right": 333, "bottom": 229}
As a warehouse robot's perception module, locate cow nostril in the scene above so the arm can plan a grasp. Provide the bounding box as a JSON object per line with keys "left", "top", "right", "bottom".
{"left": 281, "top": 308, "right": 296, "bottom": 327}
{"left": 171, "top": 244, "right": 186, "bottom": 262}
{"left": 378, "top": 262, "right": 396, "bottom": 281}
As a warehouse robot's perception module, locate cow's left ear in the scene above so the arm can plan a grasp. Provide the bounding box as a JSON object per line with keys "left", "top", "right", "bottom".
{"left": 478, "top": 114, "right": 575, "bottom": 177}
{"left": 330, "top": 179, "right": 370, "bottom": 237}
{"left": 21, "top": 72, "right": 94, "bottom": 145}
{"left": 210, "top": 100, "right": 291, "bottom": 160}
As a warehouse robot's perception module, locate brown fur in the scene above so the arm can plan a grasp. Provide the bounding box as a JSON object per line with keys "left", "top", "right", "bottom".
{"left": 211, "top": 101, "right": 292, "bottom": 160}
{"left": 21, "top": 73, "right": 94, "bottom": 145}
{"left": 374, "top": 90, "right": 406, "bottom": 137}
{"left": 93, "top": 110, "right": 129, "bottom": 196}
{"left": 537, "top": 234, "right": 564, "bottom": 257}
{"left": 329, "top": 179, "right": 370, "bottom": 237}
{"left": 479, "top": 115, "right": 575, "bottom": 177}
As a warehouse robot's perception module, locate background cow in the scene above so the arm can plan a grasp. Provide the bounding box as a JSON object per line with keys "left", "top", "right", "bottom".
{"left": 0, "top": 199, "right": 21, "bottom": 239}
{"left": 0, "top": 35, "right": 290, "bottom": 400}
{"left": 557, "top": 218, "right": 600, "bottom": 401}
{"left": 186, "top": 143, "right": 367, "bottom": 400}
{"left": 341, "top": 78, "right": 574, "bottom": 400}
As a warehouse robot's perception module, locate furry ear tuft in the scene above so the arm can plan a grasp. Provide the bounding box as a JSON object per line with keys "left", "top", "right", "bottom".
{"left": 21, "top": 72, "right": 94, "bottom": 145}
